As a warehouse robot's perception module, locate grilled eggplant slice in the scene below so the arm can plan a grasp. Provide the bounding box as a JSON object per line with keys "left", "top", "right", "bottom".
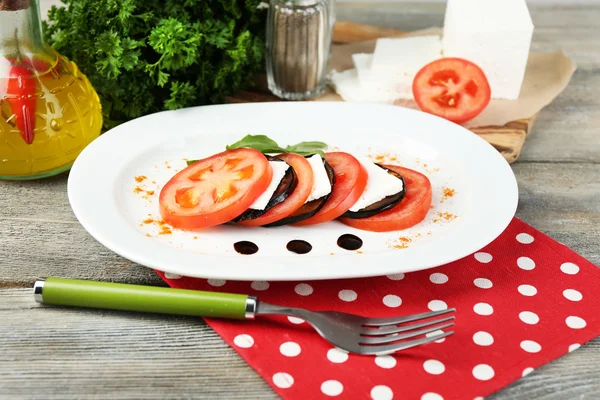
{"left": 341, "top": 165, "right": 406, "bottom": 219}
{"left": 265, "top": 158, "right": 336, "bottom": 227}
{"left": 231, "top": 156, "right": 297, "bottom": 223}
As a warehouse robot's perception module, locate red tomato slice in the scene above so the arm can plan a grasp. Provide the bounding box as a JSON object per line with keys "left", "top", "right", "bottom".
{"left": 294, "top": 152, "right": 368, "bottom": 226}
{"left": 339, "top": 165, "right": 432, "bottom": 232}
{"left": 239, "top": 153, "right": 313, "bottom": 227}
{"left": 159, "top": 148, "right": 272, "bottom": 229}
{"left": 412, "top": 58, "right": 491, "bottom": 124}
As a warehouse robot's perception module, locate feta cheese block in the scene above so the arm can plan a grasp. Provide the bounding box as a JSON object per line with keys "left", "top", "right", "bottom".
{"left": 442, "top": 0, "right": 534, "bottom": 100}
{"left": 305, "top": 154, "right": 332, "bottom": 203}
{"left": 349, "top": 157, "right": 404, "bottom": 212}
{"left": 330, "top": 69, "right": 404, "bottom": 104}
{"left": 365, "top": 35, "right": 443, "bottom": 99}
{"left": 249, "top": 161, "right": 290, "bottom": 210}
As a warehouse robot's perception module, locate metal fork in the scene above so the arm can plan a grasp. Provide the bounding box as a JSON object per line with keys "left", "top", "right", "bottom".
{"left": 257, "top": 302, "right": 455, "bottom": 355}
{"left": 34, "top": 277, "right": 455, "bottom": 355}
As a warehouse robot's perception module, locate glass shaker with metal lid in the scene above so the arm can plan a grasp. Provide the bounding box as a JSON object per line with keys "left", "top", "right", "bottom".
{"left": 265, "top": 0, "right": 332, "bottom": 100}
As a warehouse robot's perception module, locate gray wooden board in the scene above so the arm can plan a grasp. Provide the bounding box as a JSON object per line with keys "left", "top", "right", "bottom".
{"left": 1, "top": 2, "right": 599, "bottom": 399}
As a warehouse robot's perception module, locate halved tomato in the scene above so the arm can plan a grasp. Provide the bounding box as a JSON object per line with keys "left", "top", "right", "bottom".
{"left": 294, "top": 152, "right": 367, "bottom": 226}
{"left": 159, "top": 148, "right": 272, "bottom": 229}
{"left": 412, "top": 58, "right": 491, "bottom": 124}
{"left": 339, "top": 165, "right": 432, "bottom": 232}
{"left": 239, "top": 153, "right": 313, "bottom": 227}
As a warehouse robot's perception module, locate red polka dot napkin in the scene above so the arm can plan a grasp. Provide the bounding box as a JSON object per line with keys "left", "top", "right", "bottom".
{"left": 156, "top": 218, "right": 600, "bottom": 400}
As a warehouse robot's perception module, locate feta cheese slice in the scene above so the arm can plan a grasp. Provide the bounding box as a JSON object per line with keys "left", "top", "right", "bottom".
{"left": 349, "top": 157, "right": 404, "bottom": 212}
{"left": 371, "top": 35, "right": 443, "bottom": 76}
{"left": 442, "top": 0, "right": 534, "bottom": 99}
{"left": 305, "top": 154, "right": 332, "bottom": 203}
{"left": 249, "top": 161, "right": 289, "bottom": 210}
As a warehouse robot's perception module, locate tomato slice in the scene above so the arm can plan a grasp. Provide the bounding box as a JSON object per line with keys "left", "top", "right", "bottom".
{"left": 239, "top": 153, "right": 313, "bottom": 227}
{"left": 412, "top": 58, "right": 491, "bottom": 124}
{"left": 159, "top": 148, "right": 272, "bottom": 229}
{"left": 294, "top": 152, "right": 367, "bottom": 226}
{"left": 339, "top": 165, "right": 432, "bottom": 232}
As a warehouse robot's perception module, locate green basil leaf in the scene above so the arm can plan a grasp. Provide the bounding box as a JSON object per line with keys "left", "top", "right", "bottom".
{"left": 186, "top": 159, "right": 199, "bottom": 166}
{"left": 226, "top": 134, "right": 285, "bottom": 153}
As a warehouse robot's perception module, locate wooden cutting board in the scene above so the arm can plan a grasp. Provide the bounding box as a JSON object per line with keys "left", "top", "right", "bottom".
{"left": 226, "top": 22, "right": 535, "bottom": 164}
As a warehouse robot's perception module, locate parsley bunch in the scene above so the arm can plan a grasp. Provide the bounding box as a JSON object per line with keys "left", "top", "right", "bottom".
{"left": 43, "top": 0, "right": 266, "bottom": 130}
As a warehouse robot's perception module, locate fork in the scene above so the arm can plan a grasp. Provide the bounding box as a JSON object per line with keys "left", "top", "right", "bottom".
{"left": 34, "top": 277, "right": 455, "bottom": 355}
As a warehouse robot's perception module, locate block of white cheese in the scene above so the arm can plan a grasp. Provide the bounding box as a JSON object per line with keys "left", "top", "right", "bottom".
{"left": 305, "top": 154, "right": 332, "bottom": 203}
{"left": 442, "top": 0, "right": 534, "bottom": 100}
{"left": 249, "top": 161, "right": 289, "bottom": 210}
{"left": 349, "top": 157, "right": 404, "bottom": 212}
{"left": 366, "top": 35, "right": 443, "bottom": 99}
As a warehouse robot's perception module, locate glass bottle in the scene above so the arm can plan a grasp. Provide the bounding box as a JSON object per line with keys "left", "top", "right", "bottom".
{"left": 265, "top": 0, "right": 332, "bottom": 100}
{"left": 0, "top": 0, "right": 102, "bottom": 180}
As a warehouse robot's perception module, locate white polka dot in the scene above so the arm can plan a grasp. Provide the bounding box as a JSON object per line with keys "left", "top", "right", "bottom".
{"left": 517, "top": 257, "right": 536, "bottom": 270}
{"left": 428, "top": 300, "right": 448, "bottom": 311}
{"left": 233, "top": 334, "right": 254, "bottom": 348}
{"left": 164, "top": 272, "right": 182, "bottom": 279}
{"left": 287, "top": 316, "right": 305, "bottom": 324}
{"left": 563, "top": 289, "right": 583, "bottom": 301}
{"left": 522, "top": 367, "right": 534, "bottom": 377}
{"left": 519, "top": 311, "right": 540, "bottom": 325}
{"left": 472, "top": 364, "right": 495, "bottom": 381}
{"left": 375, "top": 355, "right": 397, "bottom": 369}
{"left": 383, "top": 294, "right": 402, "bottom": 308}
{"left": 338, "top": 289, "right": 358, "bottom": 302}
{"left": 560, "top": 262, "right": 580, "bottom": 275}
{"left": 387, "top": 273, "right": 405, "bottom": 281}
{"left": 279, "top": 341, "right": 301, "bottom": 357}
{"left": 566, "top": 316, "right": 586, "bottom": 329}
{"left": 208, "top": 279, "right": 226, "bottom": 287}
{"left": 370, "top": 385, "right": 393, "bottom": 400}
{"left": 520, "top": 340, "right": 542, "bottom": 353}
{"left": 426, "top": 330, "right": 446, "bottom": 343}
{"left": 327, "top": 348, "right": 349, "bottom": 363}
{"left": 251, "top": 281, "right": 270, "bottom": 291}
{"left": 569, "top": 343, "right": 581, "bottom": 352}
{"left": 429, "top": 273, "right": 448, "bottom": 284}
{"left": 474, "top": 397, "right": 484, "bottom": 400}
{"left": 518, "top": 284, "right": 537, "bottom": 296}
{"left": 473, "top": 302, "right": 494, "bottom": 316}
{"left": 295, "top": 283, "right": 313, "bottom": 296}
{"left": 321, "top": 380, "right": 343, "bottom": 396}
{"left": 272, "top": 372, "right": 294, "bottom": 389}
{"left": 474, "top": 252, "right": 493, "bottom": 263}
{"left": 516, "top": 233, "right": 534, "bottom": 244}
{"left": 473, "top": 331, "right": 494, "bottom": 346}
{"left": 474, "top": 278, "right": 493, "bottom": 289}
{"left": 421, "top": 393, "right": 443, "bottom": 400}
{"left": 423, "top": 359, "right": 445, "bottom": 375}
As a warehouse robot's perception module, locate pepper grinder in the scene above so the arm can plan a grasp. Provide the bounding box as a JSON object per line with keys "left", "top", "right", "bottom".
{"left": 265, "top": 0, "right": 332, "bottom": 100}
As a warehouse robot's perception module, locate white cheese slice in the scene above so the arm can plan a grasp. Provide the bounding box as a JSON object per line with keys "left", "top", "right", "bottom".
{"left": 249, "top": 161, "right": 289, "bottom": 210}
{"left": 330, "top": 69, "right": 406, "bottom": 104}
{"left": 349, "top": 157, "right": 404, "bottom": 212}
{"left": 443, "top": 0, "right": 533, "bottom": 99}
{"left": 305, "top": 154, "right": 332, "bottom": 203}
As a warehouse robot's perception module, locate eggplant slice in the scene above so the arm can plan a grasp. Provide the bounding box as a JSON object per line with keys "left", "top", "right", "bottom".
{"left": 341, "top": 164, "right": 406, "bottom": 219}
{"left": 265, "top": 158, "right": 336, "bottom": 227}
{"left": 231, "top": 156, "right": 297, "bottom": 223}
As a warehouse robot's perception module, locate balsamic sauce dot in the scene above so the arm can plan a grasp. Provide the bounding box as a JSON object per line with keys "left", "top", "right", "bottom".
{"left": 337, "top": 234, "right": 363, "bottom": 251}
{"left": 286, "top": 240, "right": 312, "bottom": 254}
{"left": 234, "top": 241, "right": 259, "bottom": 255}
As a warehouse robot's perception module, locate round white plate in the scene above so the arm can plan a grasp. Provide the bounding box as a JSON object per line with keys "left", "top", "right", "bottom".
{"left": 68, "top": 102, "right": 517, "bottom": 281}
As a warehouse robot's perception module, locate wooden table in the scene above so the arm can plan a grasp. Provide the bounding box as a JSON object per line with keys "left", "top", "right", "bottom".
{"left": 2, "top": 3, "right": 599, "bottom": 399}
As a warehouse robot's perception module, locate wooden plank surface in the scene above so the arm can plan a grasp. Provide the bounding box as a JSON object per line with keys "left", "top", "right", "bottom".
{"left": 1, "top": 2, "right": 599, "bottom": 399}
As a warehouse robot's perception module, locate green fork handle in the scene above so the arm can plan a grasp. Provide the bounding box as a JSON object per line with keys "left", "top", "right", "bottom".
{"left": 34, "top": 277, "right": 255, "bottom": 320}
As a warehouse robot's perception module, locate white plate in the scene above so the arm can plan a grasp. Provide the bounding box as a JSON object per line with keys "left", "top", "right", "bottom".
{"left": 68, "top": 102, "right": 517, "bottom": 281}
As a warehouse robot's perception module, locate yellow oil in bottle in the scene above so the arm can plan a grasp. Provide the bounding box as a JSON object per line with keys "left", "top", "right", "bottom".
{"left": 0, "top": 54, "right": 102, "bottom": 179}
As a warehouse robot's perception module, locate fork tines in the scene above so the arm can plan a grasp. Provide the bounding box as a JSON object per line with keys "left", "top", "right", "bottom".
{"left": 359, "top": 308, "right": 456, "bottom": 355}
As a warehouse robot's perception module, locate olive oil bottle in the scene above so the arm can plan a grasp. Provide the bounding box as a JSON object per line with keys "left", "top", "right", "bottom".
{"left": 0, "top": 0, "right": 102, "bottom": 179}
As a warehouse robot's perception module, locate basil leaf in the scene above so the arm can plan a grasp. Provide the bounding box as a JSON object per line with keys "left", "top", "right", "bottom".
{"left": 226, "top": 134, "right": 285, "bottom": 153}
{"left": 186, "top": 159, "right": 199, "bottom": 166}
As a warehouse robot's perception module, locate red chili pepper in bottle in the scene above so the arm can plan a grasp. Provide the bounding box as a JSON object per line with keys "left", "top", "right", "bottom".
{"left": 5, "top": 62, "right": 36, "bottom": 144}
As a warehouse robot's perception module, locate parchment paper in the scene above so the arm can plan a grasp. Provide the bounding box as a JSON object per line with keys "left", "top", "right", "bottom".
{"left": 324, "top": 28, "right": 577, "bottom": 128}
